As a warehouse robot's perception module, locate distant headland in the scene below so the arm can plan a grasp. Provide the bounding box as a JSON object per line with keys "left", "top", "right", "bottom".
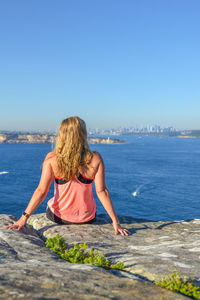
{"left": 123, "top": 130, "right": 200, "bottom": 138}
{"left": 0, "top": 132, "right": 126, "bottom": 144}
{"left": 0, "top": 129, "right": 200, "bottom": 144}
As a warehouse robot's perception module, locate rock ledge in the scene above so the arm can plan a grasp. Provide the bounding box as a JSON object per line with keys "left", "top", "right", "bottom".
{"left": 1, "top": 213, "right": 197, "bottom": 299}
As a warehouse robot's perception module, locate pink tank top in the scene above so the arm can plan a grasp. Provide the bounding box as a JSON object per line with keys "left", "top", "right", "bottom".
{"left": 47, "top": 173, "right": 96, "bottom": 223}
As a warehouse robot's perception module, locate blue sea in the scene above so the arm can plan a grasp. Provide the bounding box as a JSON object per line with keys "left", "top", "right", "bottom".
{"left": 0, "top": 136, "right": 200, "bottom": 221}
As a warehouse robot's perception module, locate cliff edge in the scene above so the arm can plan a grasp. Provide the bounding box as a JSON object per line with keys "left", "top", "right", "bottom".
{"left": 1, "top": 213, "right": 198, "bottom": 299}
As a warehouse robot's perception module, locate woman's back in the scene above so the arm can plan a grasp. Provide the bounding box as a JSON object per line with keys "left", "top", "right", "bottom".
{"left": 47, "top": 151, "right": 101, "bottom": 181}
{"left": 45, "top": 151, "right": 101, "bottom": 223}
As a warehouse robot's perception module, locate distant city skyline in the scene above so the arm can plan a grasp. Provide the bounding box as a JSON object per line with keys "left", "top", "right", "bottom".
{"left": 1, "top": 1, "right": 200, "bottom": 131}
{"left": 0, "top": 123, "right": 190, "bottom": 134}
{"left": 0, "top": 119, "right": 199, "bottom": 133}
{"left": 88, "top": 124, "right": 177, "bottom": 135}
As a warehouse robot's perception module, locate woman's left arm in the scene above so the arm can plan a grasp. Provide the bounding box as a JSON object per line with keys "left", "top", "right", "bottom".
{"left": 5, "top": 155, "right": 54, "bottom": 230}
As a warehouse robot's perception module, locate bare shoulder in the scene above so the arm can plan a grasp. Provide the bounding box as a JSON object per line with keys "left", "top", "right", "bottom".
{"left": 91, "top": 152, "right": 104, "bottom": 169}
{"left": 43, "top": 151, "right": 60, "bottom": 177}
{"left": 43, "top": 151, "right": 56, "bottom": 164}
{"left": 92, "top": 151, "right": 103, "bottom": 163}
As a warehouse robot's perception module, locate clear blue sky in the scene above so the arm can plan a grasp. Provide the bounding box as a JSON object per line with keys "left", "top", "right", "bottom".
{"left": 0, "top": 0, "right": 200, "bottom": 131}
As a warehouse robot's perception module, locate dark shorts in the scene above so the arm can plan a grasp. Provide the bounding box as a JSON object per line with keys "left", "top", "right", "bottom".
{"left": 46, "top": 206, "right": 96, "bottom": 225}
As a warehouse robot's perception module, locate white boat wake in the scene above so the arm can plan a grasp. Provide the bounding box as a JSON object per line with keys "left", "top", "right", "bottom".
{"left": 0, "top": 171, "right": 8, "bottom": 175}
{"left": 132, "top": 182, "right": 155, "bottom": 197}
{"left": 132, "top": 184, "right": 144, "bottom": 197}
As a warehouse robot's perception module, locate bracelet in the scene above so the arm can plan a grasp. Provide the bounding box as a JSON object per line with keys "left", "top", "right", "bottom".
{"left": 22, "top": 211, "right": 30, "bottom": 219}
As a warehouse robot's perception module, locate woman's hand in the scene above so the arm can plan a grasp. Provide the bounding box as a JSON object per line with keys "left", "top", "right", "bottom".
{"left": 4, "top": 216, "right": 27, "bottom": 231}
{"left": 113, "top": 222, "right": 130, "bottom": 236}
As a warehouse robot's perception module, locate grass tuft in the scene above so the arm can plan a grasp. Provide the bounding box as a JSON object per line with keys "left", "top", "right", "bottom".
{"left": 45, "top": 234, "right": 124, "bottom": 270}
{"left": 155, "top": 272, "right": 200, "bottom": 299}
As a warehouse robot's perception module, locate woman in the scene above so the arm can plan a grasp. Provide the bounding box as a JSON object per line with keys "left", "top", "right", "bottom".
{"left": 5, "top": 117, "right": 130, "bottom": 236}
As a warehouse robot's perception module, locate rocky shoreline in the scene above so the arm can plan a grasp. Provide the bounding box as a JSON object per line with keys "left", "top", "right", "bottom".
{"left": 0, "top": 133, "right": 125, "bottom": 144}
{"left": 1, "top": 213, "right": 199, "bottom": 299}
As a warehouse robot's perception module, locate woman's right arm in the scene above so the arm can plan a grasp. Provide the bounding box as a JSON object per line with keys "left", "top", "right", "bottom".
{"left": 94, "top": 153, "right": 130, "bottom": 236}
{"left": 5, "top": 153, "right": 54, "bottom": 230}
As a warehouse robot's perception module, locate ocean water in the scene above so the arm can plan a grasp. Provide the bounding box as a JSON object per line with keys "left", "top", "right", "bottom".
{"left": 0, "top": 136, "right": 200, "bottom": 221}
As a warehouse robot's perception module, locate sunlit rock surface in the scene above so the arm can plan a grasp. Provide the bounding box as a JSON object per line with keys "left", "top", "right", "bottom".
{"left": 0, "top": 213, "right": 195, "bottom": 299}
{"left": 27, "top": 213, "right": 200, "bottom": 283}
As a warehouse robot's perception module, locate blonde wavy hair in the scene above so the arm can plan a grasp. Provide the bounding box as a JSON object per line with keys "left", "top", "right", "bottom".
{"left": 55, "top": 116, "right": 93, "bottom": 180}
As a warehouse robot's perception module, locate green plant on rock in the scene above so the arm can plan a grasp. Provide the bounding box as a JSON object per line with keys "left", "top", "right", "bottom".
{"left": 155, "top": 272, "right": 200, "bottom": 299}
{"left": 45, "top": 234, "right": 68, "bottom": 255}
{"left": 45, "top": 234, "right": 124, "bottom": 270}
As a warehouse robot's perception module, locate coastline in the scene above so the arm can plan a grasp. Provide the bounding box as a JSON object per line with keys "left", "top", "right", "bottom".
{"left": 177, "top": 135, "right": 198, "bottom": 139}
{"left": 0, "top": 133, "right": 126, "bottom": 145}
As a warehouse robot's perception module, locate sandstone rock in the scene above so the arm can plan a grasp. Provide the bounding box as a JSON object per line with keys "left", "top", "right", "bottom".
{"left": 88, "top": 137, "right": 126, "bottom": 144}
{"left": 27, "top": 213, "right": 200, "bottom": 284}
{"left": 0, "top": 214, "right": 188, "bottom": 299}
{"left": 0, "top": 134, "right": 6, "bottom": 143}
